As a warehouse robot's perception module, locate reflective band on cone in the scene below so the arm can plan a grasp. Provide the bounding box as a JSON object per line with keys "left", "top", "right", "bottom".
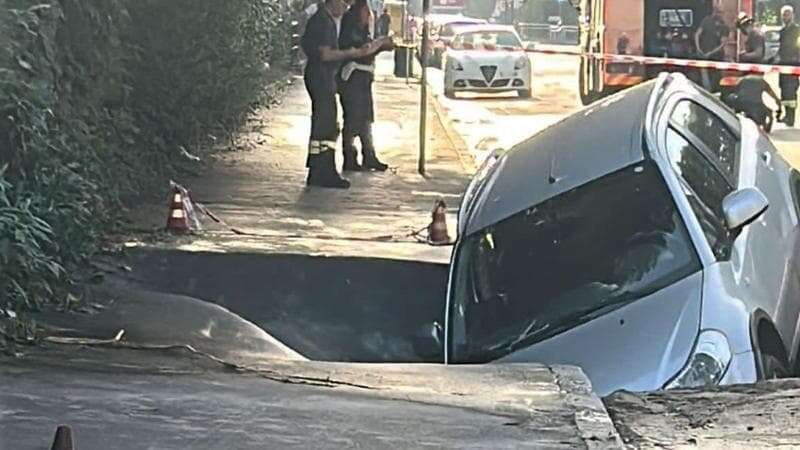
{"left": 166, "top": 186, "right": 191, "bottom": 233}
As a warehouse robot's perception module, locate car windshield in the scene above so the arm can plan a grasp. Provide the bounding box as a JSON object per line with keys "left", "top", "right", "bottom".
{"left": 452, "top": 30, "right": 522, "bottom": 51}
{"left": 448, "top": 161, "right": 701, "bottom": 363}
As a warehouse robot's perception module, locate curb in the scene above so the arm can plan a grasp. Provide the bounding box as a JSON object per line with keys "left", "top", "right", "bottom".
{"left": 429, "top": 90, "right": 477, "bottom": 175}
{"left": 551, "top": 365, "right": 625, "bottom": 450}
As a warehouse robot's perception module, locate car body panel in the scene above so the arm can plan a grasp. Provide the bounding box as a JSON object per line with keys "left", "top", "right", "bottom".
{"left": 495, "top": 272, "right": 703, "bottom": 396}
{"left": 446, "top": 73, "right": 800, "bottom": 393}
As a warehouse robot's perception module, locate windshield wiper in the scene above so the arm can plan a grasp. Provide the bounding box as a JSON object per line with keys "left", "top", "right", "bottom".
{"left": 496, "top": 289, "right": 641, "bottom": 355}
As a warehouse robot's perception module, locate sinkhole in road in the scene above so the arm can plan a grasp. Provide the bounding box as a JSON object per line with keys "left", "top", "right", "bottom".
{"left": 125, "top": 249, "right": 448, "bottom": 363}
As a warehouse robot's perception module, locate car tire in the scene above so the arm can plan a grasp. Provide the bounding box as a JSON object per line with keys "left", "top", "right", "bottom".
{"left": 444, "top": 88, "right": 456, "bottom": 99}
{"left": 761, "top": 352, "right": 791, "bottom": 379}
{"left": 518, "top": 89, "right": 532, "bottom": 99}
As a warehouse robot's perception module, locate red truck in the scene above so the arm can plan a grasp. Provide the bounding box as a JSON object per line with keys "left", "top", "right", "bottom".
{"left": 575, "top": 0, "right": 755, "bottom": 104}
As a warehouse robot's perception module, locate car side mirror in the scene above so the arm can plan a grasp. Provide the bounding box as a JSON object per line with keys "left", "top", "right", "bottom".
{"left": 722, "top": 187, "right": 769, "bottom": 230}
{"left": 525, "top": 42, "right": 536, "bottom": 52}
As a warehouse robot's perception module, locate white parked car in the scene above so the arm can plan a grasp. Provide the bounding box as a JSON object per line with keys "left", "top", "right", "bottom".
{"left": 443, "top": 25, "right": 532, "bottom": 99}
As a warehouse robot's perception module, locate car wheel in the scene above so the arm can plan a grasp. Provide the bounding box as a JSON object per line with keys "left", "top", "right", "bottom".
{"left": 444, "top": 89, "right": 456, "bottom": 99}
{"left": 761, "top": 352, "right": 791, "bottom": 379}
{"left": 518, "top": 89, "right": 532, "bottom": 99}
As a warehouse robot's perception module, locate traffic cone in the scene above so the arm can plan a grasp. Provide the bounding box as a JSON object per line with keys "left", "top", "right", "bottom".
{"left": 428, "top": 199, "right": 452, "bottom": 245}
{"left": 51, "top": 425, "right": 74, "bottom": 450}
{"left": 166, "top": 184, "right": 191, "bottom": 233}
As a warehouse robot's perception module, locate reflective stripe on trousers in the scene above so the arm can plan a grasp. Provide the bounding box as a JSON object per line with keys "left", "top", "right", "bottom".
{"left": 308, "top": 140, "right": 337, "bottom": 155}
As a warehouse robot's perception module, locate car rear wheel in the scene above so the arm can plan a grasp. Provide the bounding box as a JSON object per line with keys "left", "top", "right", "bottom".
{"left": 518, "top": 89, "right": 532, "bottom": 99}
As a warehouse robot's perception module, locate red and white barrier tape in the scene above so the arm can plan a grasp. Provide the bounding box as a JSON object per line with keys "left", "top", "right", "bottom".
{"left": 526, "top": 47, "right": 800, "bottom": 76}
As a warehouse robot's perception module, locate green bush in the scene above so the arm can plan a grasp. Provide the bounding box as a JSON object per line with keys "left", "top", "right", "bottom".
{"left": 0, "top": 0, "right": 291, "bottom": 313}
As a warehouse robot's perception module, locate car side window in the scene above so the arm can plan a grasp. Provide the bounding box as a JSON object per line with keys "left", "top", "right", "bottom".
{"left": 670, "top": 100, "right": 739, "bottom": 183}
{"left": 666, "top": 128, "right": 736, "bottom": 260}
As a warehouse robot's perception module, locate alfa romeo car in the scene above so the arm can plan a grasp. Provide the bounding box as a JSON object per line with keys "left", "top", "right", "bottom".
{"left": 443, "top": 25, "right": 532, "bottom": 99}
{"left": 445, "top": 73, "right": 800, "bottom": 396}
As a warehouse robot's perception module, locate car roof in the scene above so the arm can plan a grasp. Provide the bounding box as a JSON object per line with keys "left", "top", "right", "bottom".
{"left": 464, "top": 82, "right": 656, "bottom": 235}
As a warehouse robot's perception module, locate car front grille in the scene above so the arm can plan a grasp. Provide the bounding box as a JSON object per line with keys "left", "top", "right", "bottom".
{"left": 468, "top": 80, "right": 488, "bottom": 88}
{"left": 480, "top": 65, "right": 497, "bottom": 82}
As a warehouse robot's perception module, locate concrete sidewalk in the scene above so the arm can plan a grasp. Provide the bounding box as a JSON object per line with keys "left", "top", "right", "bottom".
{"left": 1, "top": 346, "right": 623, "bottom": 449}
{"left": 127, "top": 55, "right": 472, "bottom": 264}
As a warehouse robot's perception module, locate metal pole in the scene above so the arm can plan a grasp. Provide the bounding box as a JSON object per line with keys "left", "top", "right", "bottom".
{"left": 419, "top": 0, "right": 430, "bottom": 176}
{"left": 403, "top": 0, "right": 410, "bottom": 85}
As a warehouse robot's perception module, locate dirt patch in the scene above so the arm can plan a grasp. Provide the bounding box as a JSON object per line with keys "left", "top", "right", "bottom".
{"left": 604, "top": 379, "right": 800, "bottom": 448}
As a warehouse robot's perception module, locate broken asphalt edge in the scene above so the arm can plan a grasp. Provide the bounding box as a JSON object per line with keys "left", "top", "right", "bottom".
{"left": 551, "top": 365, "right": 625, "bottom": 449}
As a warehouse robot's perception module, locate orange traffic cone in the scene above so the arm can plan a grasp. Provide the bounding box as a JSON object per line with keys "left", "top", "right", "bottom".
{"left": 428, "top": 199, "right": 452, "bottom": 245}
{"left": 166, "top": 184, "right": 191, "bottom": 233}
{"left": 51, "top": 425, "right": 74, "bottom": 450}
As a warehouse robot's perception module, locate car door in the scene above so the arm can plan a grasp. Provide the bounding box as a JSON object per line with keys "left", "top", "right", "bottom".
{"left": 669, "top": 97, "right": 800, "bottom": 352}
{"left": 743, "top": 127, "right": 800, "bottom": 358}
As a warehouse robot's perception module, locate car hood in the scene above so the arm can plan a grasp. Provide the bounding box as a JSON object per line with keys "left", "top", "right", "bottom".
{"left": 463, "top": 82, "right": 654, "bottom": 236}
{"left": 495, "top": 271, "right": 703, "bottom": 396}
{"left": 449, "top": 50, "right": 525, "bottom": 66}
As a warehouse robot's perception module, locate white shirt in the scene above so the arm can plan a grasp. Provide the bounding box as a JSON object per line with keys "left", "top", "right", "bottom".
{"left": 334, "top": 16, "right": 342, "bottom": 37}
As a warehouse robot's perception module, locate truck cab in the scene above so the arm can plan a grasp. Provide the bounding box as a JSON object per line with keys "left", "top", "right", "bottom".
{"left": 576, "top": 0, "right": 753, "bottom": 105}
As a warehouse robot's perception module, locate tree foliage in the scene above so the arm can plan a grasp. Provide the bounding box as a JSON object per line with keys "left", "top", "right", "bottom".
{"left": 0, "top": 0, "right": 291, "bottom": 312}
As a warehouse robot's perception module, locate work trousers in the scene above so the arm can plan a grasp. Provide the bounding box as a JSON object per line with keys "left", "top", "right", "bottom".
{"left": 780, "top": 74, "right": 799, "bottom": 126}
{"left": 304, "top": 71, "right": 339, "bottom": 167}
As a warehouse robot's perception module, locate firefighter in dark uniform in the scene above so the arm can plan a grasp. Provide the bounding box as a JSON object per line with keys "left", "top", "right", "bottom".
{"left": 301, "top": 0, "right": 381, "bottom": 188}
{"left": 779, "top": 5, "right": 800, "bottom": 126}
{"left": 736, "top": 13, "right": 765, "bottom": 63}
{"left": 338, "top": 0, "right": 393, "bottom": 171}
{"left": 724, "top": 14, "right": 779, "bottom": 131}
{"left": 726, "top": 75, "right": 781, "bottom": 132}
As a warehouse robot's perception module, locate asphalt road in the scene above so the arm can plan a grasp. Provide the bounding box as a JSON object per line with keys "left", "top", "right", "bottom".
{"left": 427, "top": 49, "right": 581, "bottom": 165}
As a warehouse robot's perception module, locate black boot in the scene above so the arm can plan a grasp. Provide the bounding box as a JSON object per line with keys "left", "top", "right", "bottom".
{"left": 360, "top": 125, "right": 388, "bottom": 172}
{"left": 784, "top": 107, "right": 796, "bottom": 127}
{"left": 307, "top": 150, "right": 350, "bottom": 189}
{"left": 342, "top": 128, "right": 363, "bottom": 172}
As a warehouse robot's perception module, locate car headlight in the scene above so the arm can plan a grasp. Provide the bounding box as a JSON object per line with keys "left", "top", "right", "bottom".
{"left": 665, "top": 330, "right": 732, "bottom": 390}
{"left": 450, "top": 59, "right": 464, "bottom": 70}
{"left": 514, "top": 57, "right": 528, "bottom": 70}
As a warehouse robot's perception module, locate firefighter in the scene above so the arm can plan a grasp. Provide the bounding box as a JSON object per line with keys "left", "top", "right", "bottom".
{"left": 778, "top": 5, "right": 800, "bottom": 126}
{"left": 301, "top": 0, "right": 382, "bottom": 188}
{"left": 725, "top": 75, "right": 781, "bottom": 132}
{"left": 338, "top": 0, "right": 394, "bottom": 171}
{"left": 736, "top": 13, "right": 766, "bottom": 63}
